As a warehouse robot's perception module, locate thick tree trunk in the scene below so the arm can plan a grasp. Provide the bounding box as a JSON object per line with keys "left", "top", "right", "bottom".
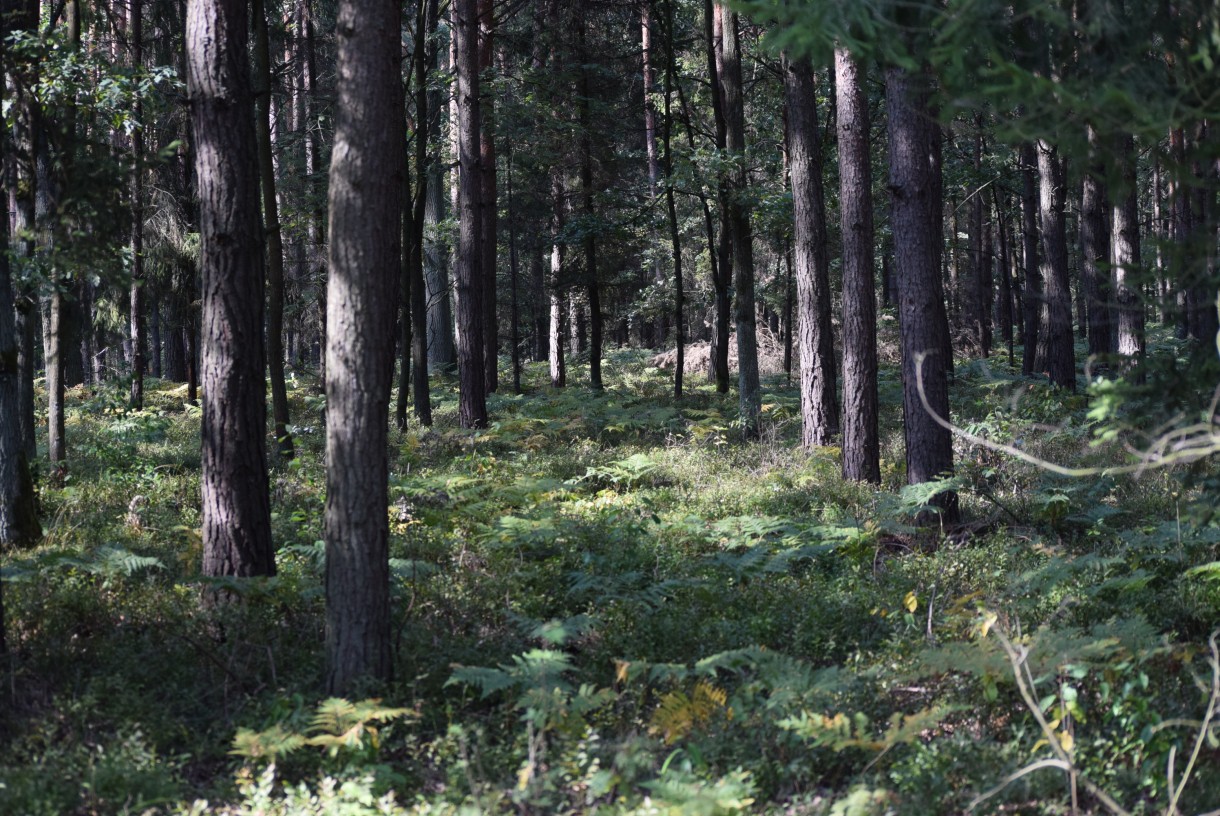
{"left": 253, "top": 0, "right": 293, "bottom": 458}
{"left": 323, "top": 0, "right": 404, "bottom": 693}
{"left": 455, "top": 0, "right": 488, "bottom": 428}
{"left": 188, "top": 0, "right": 275, "bottom": 578}
{"left": 1037, "top": 141, "right": 1076, "bottom": 390}
{"left": 836, "top": 48, "right": 879, "bottom": 483}
{"left": 0, "top": 32, "right": 42, "bottom": 549}
{"left": 715, "top": 6, "right": 760, "bottom": 436}
{"left": 887, "top": 64, "right": 957, "bottom": 522}
{"left": 783, "top": 54, "right": 837, "bottom": 448}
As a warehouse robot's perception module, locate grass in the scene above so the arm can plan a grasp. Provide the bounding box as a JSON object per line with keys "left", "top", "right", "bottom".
{"left": 2, "top": 339, "right": 1220, "bottom": 815}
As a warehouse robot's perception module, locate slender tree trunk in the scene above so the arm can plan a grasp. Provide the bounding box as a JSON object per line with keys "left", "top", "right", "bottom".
{"left": 188, "top": 0, "right": 275, "bottom": 577}
{"left": 424, "top": 21, "right": 456, "bottom": 371}
{"left": 577, "top": 12, "right": 602, "bottom": 390}
{"left": 784, "top": 54, "right": 837, "bottom": 448}
{"left": 478, "top": 0, "right": 498, "bottom": 394}
{"left": 836, "top": 48, "right": 879, "bottom": 483}
{"left": 129, "top": 0, "right": 146, "bottom": 409}
{"left": 410, "top": 0, "right": 436, "bottom": 424}
{"left": 507, "top": 147, "right": 522, "bottom": 393}
{"left": 549, "top": 171, "right": 566, "bottom": 387}
{"left": 253, "top": 0, "right": 293, "bottom": 458}
{"left": 1079, "top": 129, "right": 1112, "bottom": 360}
{"left": 993, "top": 189, "right": 1015, "bottom": 366}
{"left": 703, "top": 0, "right": 730, "bottom": 392}
{"left": 715, "top": 6, "right": 760, "bottom": 436}
{"left": 455, "top": 0, "right": 488, "bottom": 428}
{"left": 323, "top": 0, "right": 404, "bottom": 692}
{"left": 887, "top": 64, "right": 957, "bottom": 522}
{"left": 1113, "top": 133, "right": 1145, "bottom": 372}
{"left": 1037, "top": 141, "right": 1076, "bottom": 390}
{"left": 1020, "top": 142, "right": 1041, "bottom": 375}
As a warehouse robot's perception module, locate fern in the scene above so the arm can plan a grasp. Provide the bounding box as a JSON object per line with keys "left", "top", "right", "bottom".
{"left": 649, "top": 681, "right": 730, "bottom": 744}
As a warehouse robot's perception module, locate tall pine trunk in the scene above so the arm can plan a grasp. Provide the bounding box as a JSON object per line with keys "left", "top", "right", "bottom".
{"left": 1037, "top": 141, "right": 1076, "bottom": 390}
{"left": 187, "top": 0, "right": 275, "bottom": 577}
{"left": 783, "top": 54, "right": 837, "bottom": 448}
{"left": 323, "top": 0, "right": 405, "bottom": 692}
{"left": 836, "top": 48, "right": 879, "bottom": 483}
{"left": 887, "top": 64, "right": 957, "bottom": 522}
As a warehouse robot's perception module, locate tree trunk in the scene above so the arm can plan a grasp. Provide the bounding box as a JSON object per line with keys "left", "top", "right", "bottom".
{"left": 1020, "top": 142, "right": 1041, "bottom": 376}
{"left": 1080, "top": 125, "right": 1112, "bottom": 360}
{"left": 783, "top": 54, "right": 837, "bottom": 448}
{"left": 702, "top": 0, "right": 730, "bottom": 392}
{"left": 578, "top": 12, "right": 602, "bottom": 390}
{"left": 253, "top": 0, "right": 293, "bottom": 458}
{"left": 0, "top": 28, "right": 42, "bottom": 549}
{"left": 549, "top": 171, "right": 566, "bottom": 387}
{"left": 714, "top": 6, "right": 760, "bottom": 436}
{"left": 455, "top": 0, "right": 488, "bottom": 428}
{"left": 129, "top": 0, "right": 146, "bottom": 410}
{"left": 187, "top": 0, "right": 276, "bottom": 577}
{"left": 836, "top": 48, "right": 879, "bottom": 483}
{"left": 410, "top": 0, "right": 436, "bottom": 425}
{"left": 660, "top": 0, "right": 683, "bottom": 399}
{"left": 1037, "top": 140, "right": 1076, "bottom": 390}
{"left": 323, "top": 0, "right": 405, "bottom": 693}
{"left": 424, "top": 29, "right": 456, "bottom": 372}
{"left": 478, "top": 0, "right": 498, "bottom": 394}
{"left": 1113, "top": 133, "right": 1145, "bottom": 371}
{"left": 887, "top": 64, "right": 957, "bottom": 522}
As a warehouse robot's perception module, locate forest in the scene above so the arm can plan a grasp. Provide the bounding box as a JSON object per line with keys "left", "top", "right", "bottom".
{"left": 2, "top": 0, "right": 1220, "bottom": 812}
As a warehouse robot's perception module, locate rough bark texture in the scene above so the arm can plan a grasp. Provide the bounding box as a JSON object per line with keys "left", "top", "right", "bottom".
{"left": 1080, "top": 126, "right": 1112, "bottom": 360}
{"left": 886, "top": 65, "right": 957, "bottom": 522}
{"left": 578, "top": 12, "right": 602, "bottom": 390}
{"left": 188, "top": 0, "right": 276, "bottom": 578}
{"left": 1112, "top": 134, "right": 1145, "bottom": 369}
{"left": 1020, "top": 142, "right": 1041, "bottom": 376}
{"left": 253, "top": 0, "right": 294, "bottom": 459}
{"left": 323, "top": 0, "right": 404, "bottom": 693}
{"left": 783, "top": 54, "right": 837, "bottom": 448}
{"left": 478, "top": 0, "right": 498, "bottom": 394}
{"left": 1037, "top": 140, "right": 1076, "bottom": 390}
{"left": 1, "top": 30, "right": 42, "bottom": 551}
{"left": 714, "top": 6, "right": 760, "bottom": 436}
{"left": 549, "top": 172, "right": 566, "bottom": 387}
{"left": 129, "top": 0, "right": 146, "bottom": 410}
{"left": 835, "top": 48, "right": 879, "bottom": 483}
{"left": 455, "top": 0, "right": 488, "bottom": 427}
{"left": 703, "top": 0, "right": 730, "bottom": 392}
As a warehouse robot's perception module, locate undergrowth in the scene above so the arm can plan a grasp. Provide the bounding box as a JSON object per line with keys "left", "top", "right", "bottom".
{"left": 2, "top": 340, "right": 1219, "bottom": 815}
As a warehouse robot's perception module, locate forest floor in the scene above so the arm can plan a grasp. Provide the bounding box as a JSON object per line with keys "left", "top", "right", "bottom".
{"left": 3, "top": 336, "right": 1220, "bottom": 815}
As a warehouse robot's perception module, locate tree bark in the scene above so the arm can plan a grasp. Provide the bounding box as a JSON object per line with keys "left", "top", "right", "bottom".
{"left": 783, "top": 54, "right": 837, "bottom": 448}
{"left": 887, "top": 64, "right": 957, "bottom": 522}
{"left": 549, "top": 171, "right": 566, "bottom": 387}
{"left": 660, "top": 0, "right": 683, "bottom": 399}
{"left": 1020, "top": 142, "right": 1041, "bottom": 376}
{"left": 455, "top": 0, "right": 488, "bottom": 428}
{"left": 702, "top": 0, "right": 730, "bottom": 392}
{"left": 714, "top": 5, "right": 760, "bottom": 436}
{"left": 253, "top": 0, "right": 294, "bottom": 458}
{"left": 323, "top": 0, "right": 405, "bottom": 693}
{"left": 578, "top": 11, "right": 602, "bottom": 390}
{"left": 835, "top": 48, "right": 879, "bottom": 483}
{"left": 478, "top": 0, "right": 498, "bottom": 394}
{"left": 1113, "top": 133, "right": 1145, "bottom": 371}
{"left": 1037, "top": 140, "right": 1076, "bottom": 390}
{"left": 129, "top": 0, "right": 146, "bottom": 410}
{"left": 187, "top": 0, "right": 276, "bottom": 577}
{"left": 0, "top": 26, "right": 42, "bottom": 551}
{"left": 1080, "top": 126, "right": 1112, "bottom": 360}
